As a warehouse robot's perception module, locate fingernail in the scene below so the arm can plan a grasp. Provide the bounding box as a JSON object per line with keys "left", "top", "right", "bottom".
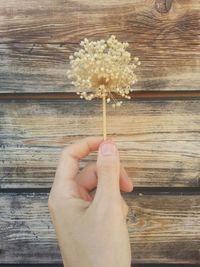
{"left": 100, "top": 141, "right": 116, "bottom": 156}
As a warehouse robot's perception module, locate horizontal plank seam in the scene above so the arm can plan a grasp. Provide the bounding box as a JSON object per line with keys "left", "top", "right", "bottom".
{"left": 0, "top": 41, "right": 151, "bottom": 45}
{"left": 0, "top": 265, "right": 198, "bottom": 267}
{"left": 0, "top": 265, "right": 63, "bottom": 267}
{"left": 0, "top": 187, "right": 199, "bottom": 195}
{"left": 0, "top": 91, "right": 200, "bottom": 101}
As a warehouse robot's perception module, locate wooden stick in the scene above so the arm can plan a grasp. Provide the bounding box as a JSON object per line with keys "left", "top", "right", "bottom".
{"left": 102, "top": 92, "right": 107, "bottom": 140}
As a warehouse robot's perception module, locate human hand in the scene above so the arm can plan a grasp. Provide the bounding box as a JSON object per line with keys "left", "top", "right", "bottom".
{"left": 48, "top": 136, "right": 133, "bottom": 267}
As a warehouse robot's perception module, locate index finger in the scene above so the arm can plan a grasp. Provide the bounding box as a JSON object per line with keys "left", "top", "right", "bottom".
{"left": 55, "top": 136, "right": 103, "bottom": 184}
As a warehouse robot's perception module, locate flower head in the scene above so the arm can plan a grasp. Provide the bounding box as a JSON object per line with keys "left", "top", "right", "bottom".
{"left": 67, "top": 35, "right": 140, "bottom": 107}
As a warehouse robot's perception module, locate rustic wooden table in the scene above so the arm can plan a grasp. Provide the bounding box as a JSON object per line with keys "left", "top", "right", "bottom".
{"left": 0, "top": 0, "right": 200, "bottom": 266}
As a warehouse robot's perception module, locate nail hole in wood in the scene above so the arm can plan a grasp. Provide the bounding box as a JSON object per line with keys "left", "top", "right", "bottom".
{"left": 155, "top": 0, "right": 173, "bottom": 13}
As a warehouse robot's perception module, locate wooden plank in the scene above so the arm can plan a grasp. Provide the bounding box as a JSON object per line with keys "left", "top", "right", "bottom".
{"left": 0, "top": 43, "right": 72, "bottom": 93}
{"left": 0, "top": 193, "right": 199, "bottom": 264}
{"left": 0, "top": 42, "right": 199, "bottom": 94}
{"left": 0, "top": 0, "right": 199, "bottom": 92}
{"left": 0, "top": 43, "right": 199, "bottom": 93}
{"left": 0, "top": 99, "right": 199, "bottom": 188}
{"left": 0, "top": 0, "right": 199, "bottom": 44}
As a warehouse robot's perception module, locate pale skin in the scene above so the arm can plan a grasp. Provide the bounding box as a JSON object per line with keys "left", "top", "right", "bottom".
{"left": 48, "top": 136, "right": 133, "bottom": 267}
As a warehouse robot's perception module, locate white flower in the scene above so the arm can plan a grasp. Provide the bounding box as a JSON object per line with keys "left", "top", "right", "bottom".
{"left": 67, "top": 35, "right": 140, "bottom": 107}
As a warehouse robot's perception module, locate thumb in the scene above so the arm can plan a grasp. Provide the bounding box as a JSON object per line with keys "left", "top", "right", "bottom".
{"left": 95, "top": 139, "right": 121, "bottom": 200}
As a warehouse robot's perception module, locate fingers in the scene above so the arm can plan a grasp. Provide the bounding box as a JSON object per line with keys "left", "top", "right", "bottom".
{"left": 94, "top": 139, "right": 121, "bottom": 201}
{"left": 76, "top": 163, "right": 97, "bottom": 192}
{"left": 120, "top": 165, "right": 134, "bottom": 192}
{"left": 55, "top": 136, "right": 103, "bottom": 185}
{"left": 78, "top": 185, "right": 93, "bottom": 202}
{"left": 76, "top": 162, "right": 133, "bottom": 194}
{"left": 51, "top": 136, "right": 103, "bottom": 202}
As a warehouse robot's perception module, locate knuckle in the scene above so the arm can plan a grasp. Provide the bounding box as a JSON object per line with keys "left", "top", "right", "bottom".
{"left": 97, "top": 159, "right": 117, "bottom": 173}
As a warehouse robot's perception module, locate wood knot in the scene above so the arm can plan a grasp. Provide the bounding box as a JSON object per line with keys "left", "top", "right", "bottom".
{"left": 155, "top": 0, "right": 173, "bottom": 13}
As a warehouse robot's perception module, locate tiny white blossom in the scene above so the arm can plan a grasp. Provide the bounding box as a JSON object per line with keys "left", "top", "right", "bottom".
{"left": 67, "top": 35, "right": 140, "bottom": 107}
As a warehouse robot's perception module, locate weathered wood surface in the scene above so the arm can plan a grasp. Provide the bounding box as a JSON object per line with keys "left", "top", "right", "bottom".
{"left": 0, "top": 0, "right": 200, "bottom": 266}
{"left": 0, "top": 193, "right": 199, "bottom": 264}
{"left": 0, "top": 0, "right": 199, "bottom": 93}
{"left": 0, "top": 99, "right": 200, "bottom": 188}
{"left": 1, "top": 0, "right": 199, "bottom": 43}
{"left": 0, "top": 43, "right": 199, "bottom": 93}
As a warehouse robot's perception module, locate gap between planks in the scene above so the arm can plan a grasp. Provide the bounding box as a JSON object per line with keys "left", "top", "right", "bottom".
{"left": 0, "top": 91, "right": 200, "bottom": 101}
{"left": 0, "top": 187, "right": 199, "bottom": 195}
{"left": 0, "top": 264, "right": 198, "bottom": 267}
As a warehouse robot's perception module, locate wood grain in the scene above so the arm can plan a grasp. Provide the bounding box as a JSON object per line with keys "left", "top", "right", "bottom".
{"left": 0, "top": 0, "right": 199, "bottom": 93}
{"left": 1, "top": 1, "right": 200, "bottom": 265}
{"left": 0, "top": 99, "right": 199, "bottom": 188}
{"left": 0, "top": 0, "right": 199, "bottom": 44}
{"left": 0, "top": 193, "right": 199, "bottom": 264}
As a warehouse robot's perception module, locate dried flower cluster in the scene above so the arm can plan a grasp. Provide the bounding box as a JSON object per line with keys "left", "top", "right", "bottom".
{"left": 67, "top": 35, "right": 140, "bottom": 107}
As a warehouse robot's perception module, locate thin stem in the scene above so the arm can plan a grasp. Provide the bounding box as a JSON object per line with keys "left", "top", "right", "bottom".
{"left": 102, "top": 92, "right": 107, "bottom": 140}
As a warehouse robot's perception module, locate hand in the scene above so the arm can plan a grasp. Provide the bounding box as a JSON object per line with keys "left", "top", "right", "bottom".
{"left": 48, "top": 136, "right": 133, "bottom": 267}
